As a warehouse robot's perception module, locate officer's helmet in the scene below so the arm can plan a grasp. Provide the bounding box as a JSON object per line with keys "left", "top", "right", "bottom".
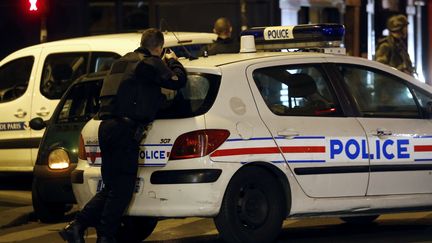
{"left": 387, "top": 14, "right": 408, "bottom": 32}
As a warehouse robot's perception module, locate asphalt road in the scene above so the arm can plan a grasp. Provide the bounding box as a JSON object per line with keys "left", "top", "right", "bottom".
{"left": 0, "top": 173, "right": 432, "bottom": 242}
{"left": 1, "top": 212, "right": 432, "bottom": 242}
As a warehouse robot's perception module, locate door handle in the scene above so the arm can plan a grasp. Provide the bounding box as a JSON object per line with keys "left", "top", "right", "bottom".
{"left": 14, "top": 109, "right": 27, "bottom": 118}
{"left": 277, "top": 129, "right": 300, "bottom": 139}
{"left": 373, "top": 128, "right": 392, "bottom": 137}
{"left": 36, "top": 107, "right": 50, "bottom": 117}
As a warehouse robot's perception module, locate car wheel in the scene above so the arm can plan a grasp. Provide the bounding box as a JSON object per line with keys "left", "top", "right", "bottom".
{"left": 214, "top": 166, "right": 286, "bottom": 243}
{"left": 340, "top": 215, "right": 379, "bottom": 224}
{"left": 116, "top": 216, "right": 158, "bottom": 243}
{"left": 32, "top": 178, "right": 71, "bottom": 223}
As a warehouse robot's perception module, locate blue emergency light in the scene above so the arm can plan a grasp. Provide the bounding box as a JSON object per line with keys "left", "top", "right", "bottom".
{"left": 240, "top": 24, "right": 345, "bottom": 51}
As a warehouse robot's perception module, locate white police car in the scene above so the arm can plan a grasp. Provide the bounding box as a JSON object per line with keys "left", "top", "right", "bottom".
{"left": 72, "top": 24, "right": 432, "bottom": 243}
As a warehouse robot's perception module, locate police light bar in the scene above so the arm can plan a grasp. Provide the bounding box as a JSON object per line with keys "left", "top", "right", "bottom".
{"left": 240, "top": 24, "right": 345, "bottom": 51}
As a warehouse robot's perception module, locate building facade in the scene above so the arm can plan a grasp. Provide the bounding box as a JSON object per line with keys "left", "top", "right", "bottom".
{"left": 0, "top": 0, "right": 429, "bottom": 82}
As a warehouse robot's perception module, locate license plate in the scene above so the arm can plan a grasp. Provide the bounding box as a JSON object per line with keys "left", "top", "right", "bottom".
{"left": 96, "top": 177, "right": 144, "bottom": 193}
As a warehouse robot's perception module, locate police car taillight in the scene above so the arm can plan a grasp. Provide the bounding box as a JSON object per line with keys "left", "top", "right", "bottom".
{"left": 240, "top": 24, "right": 345, "bottom": 52}
{"left": 169, "top": 129, "right": 230, "bottom": 160}
{"left": 78, "top": 135, "right": 87, "bottom": 160}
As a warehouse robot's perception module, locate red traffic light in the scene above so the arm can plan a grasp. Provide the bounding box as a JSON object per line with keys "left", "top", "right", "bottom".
{"left": 29, "top": 0, "right": 38, "bottom": 11}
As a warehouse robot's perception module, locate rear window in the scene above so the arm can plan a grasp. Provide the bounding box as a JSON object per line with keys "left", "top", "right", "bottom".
{"left": 93, "top": 72, "right": 220, "bottom": 120}
{"left": 156, "top": 73, "right": 220, "bottom": 119}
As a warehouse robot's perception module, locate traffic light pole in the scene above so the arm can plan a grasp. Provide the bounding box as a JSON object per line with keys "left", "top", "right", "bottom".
{"left": 40, "top": 13, "right": 47, "bottom": 43}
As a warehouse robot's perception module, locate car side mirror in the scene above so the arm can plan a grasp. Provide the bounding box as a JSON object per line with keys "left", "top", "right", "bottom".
{"left": 29, "top": 117, "right": 46, "bottom": 130}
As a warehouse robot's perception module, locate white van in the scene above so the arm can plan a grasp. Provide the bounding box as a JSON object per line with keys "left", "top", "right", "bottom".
{"left": 0, "top": 32, "right": 216, "bottom": 172}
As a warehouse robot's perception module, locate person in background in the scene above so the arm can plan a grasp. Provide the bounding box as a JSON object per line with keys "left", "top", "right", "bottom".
{"left": 59, "top": 28, "right": 186, "bottom": 243}
{"left": 200, "top": 17, "right": 240, "bottom": 56}
{"left": 375, "top": 14, "right": 414, "bottom": 76}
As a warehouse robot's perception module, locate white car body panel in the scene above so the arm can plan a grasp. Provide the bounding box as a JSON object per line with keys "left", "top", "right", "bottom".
{"left": 0, "top": 47, "right": 41, "bottom": 171}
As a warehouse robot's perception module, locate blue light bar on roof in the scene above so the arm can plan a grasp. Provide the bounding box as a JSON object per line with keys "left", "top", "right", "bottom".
{"left": 240, "top": 24, "right": 345, "bottom": 50}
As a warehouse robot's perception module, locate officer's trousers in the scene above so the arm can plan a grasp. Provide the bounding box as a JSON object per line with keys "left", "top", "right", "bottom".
{"left": 76, "top": 118, "right": 140, "bottom": 238}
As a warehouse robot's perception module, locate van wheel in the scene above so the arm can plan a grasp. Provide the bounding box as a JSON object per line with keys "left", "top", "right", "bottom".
{"left": 116, "top": 216, "right": 158, "bottom": 243}
{"left": 32, "top": 178, "right": 71, "bottom": 223}
{"left": 214, "top": 166, "right": 286, "bottom": 243}
{"left": 340, "top": 215, "right": 379, "bottom": 224}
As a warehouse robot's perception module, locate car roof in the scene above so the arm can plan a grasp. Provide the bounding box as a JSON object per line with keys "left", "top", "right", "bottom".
{"left": 7, "top": 32, "right": 216, "bottom": 55}
{"left": 181, "top": 51, "right": 329, "bottom": 67}
{"left": 180, "top": 51, "right": 432, "bottom": 93}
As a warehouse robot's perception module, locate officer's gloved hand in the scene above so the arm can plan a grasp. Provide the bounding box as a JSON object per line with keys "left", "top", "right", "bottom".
{"left": 164, "top": 49, "right": 178, "bottom": 61}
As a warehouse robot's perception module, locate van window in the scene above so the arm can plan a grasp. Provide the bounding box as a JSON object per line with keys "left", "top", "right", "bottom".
{"left": 41, "top": 52, "right": 120, "bottom": 100}
{"left": 90, "top": 52, "right": 121, "bottom": 72}
{"left": 0, "top": 56, "right": 34, "bottom": 103}
{"left": 41, "top": 53, "right": 89, "bottom": 100}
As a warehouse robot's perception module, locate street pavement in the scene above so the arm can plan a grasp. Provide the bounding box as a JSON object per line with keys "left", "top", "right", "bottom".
{"left": 1, "top": 210, "right": 432, "bottom": 242}
{"left": 0, "top": 173, "right": 34, "bottom": 230}
{"left": 0, "top": 173, "right": 432, "bottom": 242}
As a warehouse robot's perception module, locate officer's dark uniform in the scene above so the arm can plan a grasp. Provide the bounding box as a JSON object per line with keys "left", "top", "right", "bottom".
{"left": 201, "top": 37, "right": 240, "bottom": 55}
{"left": 74, "top": 47, "right": 186, "bottom": 239}
{"left": 376, "top": 35, "right": 413, "bottom": 75}
{"left": 375, "top": 14, "right": 414, "bottom": 76}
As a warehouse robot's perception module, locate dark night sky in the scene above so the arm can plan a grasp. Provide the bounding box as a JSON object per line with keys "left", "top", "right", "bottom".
{"left": 0, "top": 1, "right": 40, "bottom": 59}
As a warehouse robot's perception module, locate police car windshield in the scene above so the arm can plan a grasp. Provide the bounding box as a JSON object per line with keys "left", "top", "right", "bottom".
{"left": 56, "top": 80, "right": 102, "bottom": 124}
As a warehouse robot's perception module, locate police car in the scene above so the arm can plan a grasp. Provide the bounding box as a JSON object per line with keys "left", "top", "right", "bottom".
{"left": 72, "top": 24, "right": 432, "bottom": 243}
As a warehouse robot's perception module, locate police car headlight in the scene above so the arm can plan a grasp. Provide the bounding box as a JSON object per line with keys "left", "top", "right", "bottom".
{"left": 48, "top": 149, "right": 70, "bottom": 170}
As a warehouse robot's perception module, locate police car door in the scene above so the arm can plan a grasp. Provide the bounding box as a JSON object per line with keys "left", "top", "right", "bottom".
{"left": 335, "top": 63, "right": 432, "bottom": 195}
{"left": 247, "top": 59, "right": 369, "bottom": 198}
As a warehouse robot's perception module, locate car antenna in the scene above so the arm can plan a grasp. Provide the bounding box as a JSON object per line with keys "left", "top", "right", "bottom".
{"left": 160, "top": 18, "right": 198, "bottom": 60}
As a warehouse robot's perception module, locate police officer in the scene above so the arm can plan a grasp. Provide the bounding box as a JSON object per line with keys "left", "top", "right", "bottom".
{"left": 375, "top": 14, "right": 414, "bottom": 76}
{"left": 59, "top": 28, "right": 187, "bottom": 243}
{"left": 200, "top": 17, "right": 240, "bottom": 56}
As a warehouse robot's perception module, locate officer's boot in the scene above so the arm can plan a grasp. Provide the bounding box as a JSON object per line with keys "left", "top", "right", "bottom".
{"left": 59, "top": 220, "right": 86, "bottom": 243}
{"left": 96, "top": 236, "right": 117, "bottom": 243}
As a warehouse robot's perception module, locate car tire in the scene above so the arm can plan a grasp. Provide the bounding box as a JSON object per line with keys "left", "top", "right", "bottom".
{"left": 340, "top": 215, "right": 379, "bottom": 224}
{"left": 116, "top": 216, "right": 158, "bottom": 243}
{"left": 214, "top": 166, "right": 286, "bottom": 243}
{"left": 32, "top": 178, "right": 71, "bottom": 223}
